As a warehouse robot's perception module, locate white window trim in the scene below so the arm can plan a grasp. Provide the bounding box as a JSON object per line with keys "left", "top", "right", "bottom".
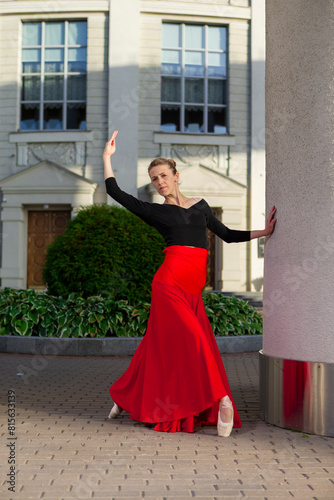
{"left": 153, "top": 132, "right": 235, "bottom": 146}
{"left": 9, "top": 131, "right": 94, "bottom": 143}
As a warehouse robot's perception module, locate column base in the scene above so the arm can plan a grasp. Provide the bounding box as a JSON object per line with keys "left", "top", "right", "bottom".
{"left": 259, "top": 350, "right": 334, "bottom": 437}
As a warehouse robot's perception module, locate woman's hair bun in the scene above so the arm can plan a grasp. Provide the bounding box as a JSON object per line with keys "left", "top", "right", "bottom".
{"left": 148, "top": 157, "right": 177, "bottom": 175}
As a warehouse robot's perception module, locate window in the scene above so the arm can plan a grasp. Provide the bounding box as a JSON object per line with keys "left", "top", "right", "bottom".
{"left": 21, "top": 21, "right": 87, "bottom": 131}
{"left": 161, "top": 23, "right": 227, "bottom": 134}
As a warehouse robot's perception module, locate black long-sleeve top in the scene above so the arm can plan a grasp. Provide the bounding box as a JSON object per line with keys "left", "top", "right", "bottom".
{"left": 105, "top": 177, "right": 250, "bottom": 249}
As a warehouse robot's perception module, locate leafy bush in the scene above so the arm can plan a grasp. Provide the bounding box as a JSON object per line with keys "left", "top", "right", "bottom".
{"left": 204, "top": 293, "right": 263, "bottom": 336}
{"left": 0, "top": 288, "right": 262, "bottom": 338}
{"left": 0, "top": 288, "right": 150, "bottom": 338}
{"left": 42, "top": 204, "right": 165, "bottom": 303}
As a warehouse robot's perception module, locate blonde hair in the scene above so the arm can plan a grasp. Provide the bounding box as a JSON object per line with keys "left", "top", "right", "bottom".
{"left": 148, "top": 157, "right": 177, "bottom": 176}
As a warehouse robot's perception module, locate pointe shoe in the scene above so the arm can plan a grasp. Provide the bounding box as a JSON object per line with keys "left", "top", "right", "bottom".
{"left": 107, "top": 403, "right": 123, "bottom": 419}
{"left": 217, "top": 396, "right": 234, "bottom": 437}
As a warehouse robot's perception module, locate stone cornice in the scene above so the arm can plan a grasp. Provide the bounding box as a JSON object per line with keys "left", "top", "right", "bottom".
{"left": 0, "top": 1, "right": 109, "bottom": 15}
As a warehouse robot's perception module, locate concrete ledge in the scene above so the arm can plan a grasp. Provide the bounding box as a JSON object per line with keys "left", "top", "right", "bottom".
{"left": 215, "top": 335, "right": 262, "bottom": 354}
{"left": 0, "top": 335, "right": 262, "bottom": 356}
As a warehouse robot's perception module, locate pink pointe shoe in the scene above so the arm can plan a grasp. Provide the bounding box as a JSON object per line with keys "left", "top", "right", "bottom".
{"left": 107, "top": 403, "right": 123, "bottom": 419}
{"left": 217, "top": 395, "right": 234, "bottom": 437}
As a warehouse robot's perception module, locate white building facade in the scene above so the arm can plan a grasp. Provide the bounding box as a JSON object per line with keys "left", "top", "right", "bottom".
{"left": 0, "top": 0, "right": 265, "bottom": 292}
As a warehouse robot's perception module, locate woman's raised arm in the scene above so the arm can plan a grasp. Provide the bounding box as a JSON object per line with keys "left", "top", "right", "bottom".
{"left": 103, "top": 130, "right": 153, "bottom": 223}
{"left": 103, "top": 130, "right": 118, "bottom": 180}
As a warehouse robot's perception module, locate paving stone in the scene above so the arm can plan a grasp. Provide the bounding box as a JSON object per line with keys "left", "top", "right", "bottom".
{"left": 1, "top": 352, "right": 333, "bottom": 500}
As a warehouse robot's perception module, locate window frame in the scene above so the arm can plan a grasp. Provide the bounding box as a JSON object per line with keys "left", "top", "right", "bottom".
{"left": 20, "top": 19, "right": 87, "bottom": 132}
{"left": 161, "top": 22, "right": 229, "bottom": 135}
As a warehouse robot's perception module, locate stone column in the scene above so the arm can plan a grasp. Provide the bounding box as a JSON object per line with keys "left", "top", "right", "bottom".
{"left": 260, "top": 0, "right": 334, "bottom": 436}
{"left": 108, "top": 0, "right": 140, "bottom": 196}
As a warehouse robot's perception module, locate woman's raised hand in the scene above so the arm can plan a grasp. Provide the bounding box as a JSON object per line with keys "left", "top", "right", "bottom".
{"left": 103, "top": 131, "right": 118, "bottom": 157}
{"left": 265, "top": 205, "right": 277, "bottom": 235}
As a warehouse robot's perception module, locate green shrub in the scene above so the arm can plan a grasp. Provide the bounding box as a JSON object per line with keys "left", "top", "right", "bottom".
{"left": 204, "top": 293, "right": 263, "bottom": 336}
{"left": 42, "top": 204, "right": 165, "bottom": 302}
{"left": 0, "top": 288, "right": 262, "bottom": 338}
{"left": 0, "top": 288, "right": 150, "bottom": 338}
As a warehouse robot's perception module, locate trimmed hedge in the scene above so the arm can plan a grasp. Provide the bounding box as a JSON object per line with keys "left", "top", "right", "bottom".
{"left": 42, "top": 203, "right": 165, "bottom": 303}
{"left": 0, "top": 288, "right": 262, "bottom": 338}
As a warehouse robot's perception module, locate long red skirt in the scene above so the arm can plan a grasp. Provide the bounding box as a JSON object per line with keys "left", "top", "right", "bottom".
{"left": 109, "top": 245, "right": 242, "bottom": 433}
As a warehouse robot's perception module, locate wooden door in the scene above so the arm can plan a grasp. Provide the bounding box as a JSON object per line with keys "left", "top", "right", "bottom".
{"left": 27, "top": 210, "right": 71, "bottom": 289}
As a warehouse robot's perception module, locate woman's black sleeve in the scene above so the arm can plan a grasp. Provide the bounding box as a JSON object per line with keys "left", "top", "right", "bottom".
{"left": 105, "top": 176, "right": 152, "bottom": 223}
{"left": 206, "top": 203, "right": 251, "bottom": 243}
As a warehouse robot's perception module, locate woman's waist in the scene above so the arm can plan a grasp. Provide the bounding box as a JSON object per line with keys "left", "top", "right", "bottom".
{"left": 154, "top": 245, "right": 208, "bottom": 294}
{"left": 163, "top": 244, "right": 208, "bottom": 259}
{"left": 161, "top": 226, "right": 208, "bottom": 250}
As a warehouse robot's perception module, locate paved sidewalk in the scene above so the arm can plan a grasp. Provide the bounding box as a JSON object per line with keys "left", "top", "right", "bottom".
{"left": 0, "top": 352, "right": 333, "bottom": 500}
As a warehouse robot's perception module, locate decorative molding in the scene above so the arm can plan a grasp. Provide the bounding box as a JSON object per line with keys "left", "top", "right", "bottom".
{"left": 27, "top": 143, "right": 76, "bottom": 167}
{"left": 200, "top": 163, "right": 247, "bottom": 188}
{"left": 140, "top": 2, "right": 251, "bottom": 20}
{"left": 154, "top": 132, "right": 236, "bottom": 146}
{"left": 17, "top": 144, "right": 28, "bottom": 166}
{"left": 158, "top": 143, "right": 229, "bottom": 174}
{"left": 3, "top": 0, "right": 250, "bottom": 18}
{"left": 170, "top": 144, "right": 219, "bottom": 169}
{"left": 75, "top": 142, "right": 86, "bottom": 166}
{"left": 1, "top": 1, "right": 109, "bottom": 14}
{"left": 218, "top": 145, "right": 229, "bottom": 175}
{"left": 9, "top": 131, "right": 94, "bottom": 144}
{"left": 161, "top": 145, "right": 171, "bottom": 158}
{"left": 10, "top": 132, "right": 93, "bottom": 167}
{"left": 2, "top": 188, "right": 97, "bottom": 194}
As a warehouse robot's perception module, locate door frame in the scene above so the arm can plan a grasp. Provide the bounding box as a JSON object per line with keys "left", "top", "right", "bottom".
{"left": 26, "top": 206, "right": 72, "bottom": 289}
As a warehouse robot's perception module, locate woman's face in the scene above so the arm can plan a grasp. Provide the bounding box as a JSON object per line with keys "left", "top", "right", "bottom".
{"left": 149, "top": 164, "right": 179, "bottom": 197}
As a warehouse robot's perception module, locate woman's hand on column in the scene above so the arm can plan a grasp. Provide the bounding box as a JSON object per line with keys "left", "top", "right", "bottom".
{"left": 265, "top": 205, "right": 277, "bottom": 236}
{"left": 250, "top": 205, "right": 277, "bottom": 240}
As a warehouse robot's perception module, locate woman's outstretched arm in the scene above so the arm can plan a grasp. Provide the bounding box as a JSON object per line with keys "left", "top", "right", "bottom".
{"left": 250, "top": 206, "right": 277, "bottom": 239}
{"left": 103, "top": 131, "right": 118, "bottom": 179}
{"left": 207, "top": 204, "right": 276, "bottom": 243}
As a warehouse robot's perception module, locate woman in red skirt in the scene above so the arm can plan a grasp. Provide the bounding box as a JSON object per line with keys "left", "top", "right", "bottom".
{"left": 103, "top": 131, "right": 276, "bottom": 437}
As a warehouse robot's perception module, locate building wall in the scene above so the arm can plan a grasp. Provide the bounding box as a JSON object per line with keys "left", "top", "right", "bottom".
{"left": 0, "top": 12, "right": 19, "bottom": 180}
{"left": 137, "top": 2, "right": 252, "bottom": 290}
{"left": 0, "top": 0, "right": 264, "bottom": 292}
{"left": 137, "top": 10, "right": 250, "bottom": 188}
{"left": 0, "top": 5, "right": 109, "bottom": 201}
{"left": 0, "top": 2, "right": 109, "bottom": 288}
